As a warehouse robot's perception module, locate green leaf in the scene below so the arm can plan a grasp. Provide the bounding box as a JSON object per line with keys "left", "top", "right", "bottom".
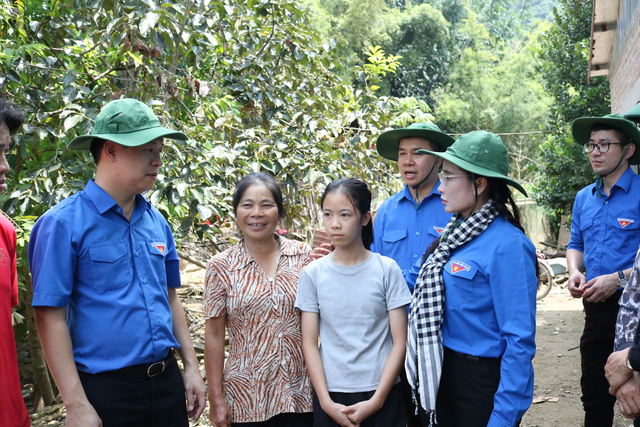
{"left": 64, "top": 115, "right": 84, "bottom": 131}
{"left": 197, "top": 204, "right": 213, "bottom": 220}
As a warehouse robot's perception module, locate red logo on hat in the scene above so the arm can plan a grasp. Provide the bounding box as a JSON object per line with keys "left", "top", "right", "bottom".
{"left": 450, "top": 260, "right": 471, "bottom": 274}
{"left": 618, "top": 218, "right": 634, "bottom": 228}
{"left": 151, "top": 242, "right": 166, "bottom": 255}
{"left": 434, "top": 226, "right": 444, "bottom": 235}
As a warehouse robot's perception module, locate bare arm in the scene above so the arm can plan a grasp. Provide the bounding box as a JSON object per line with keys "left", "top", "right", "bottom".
{"left": 34, "top": 306, "right": 102, "bottom": 427}
{"left": 342, "top": 307, "right": 407, "bottom": 423}
{"left": 204, "top": 316, "right": 231, "bottom": 427}
{"left": 301, "top": 311, "right": 357, "bottom": 427}
{"left": 566, "top": 249, "right": 586, "bottom": 298}
{"left": 168, "top": 288, "right": 207, "bottom": 420}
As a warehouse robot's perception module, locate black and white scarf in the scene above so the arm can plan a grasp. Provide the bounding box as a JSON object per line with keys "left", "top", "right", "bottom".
{"left": 405, "top": 199, "right": 500, "bottom": 424}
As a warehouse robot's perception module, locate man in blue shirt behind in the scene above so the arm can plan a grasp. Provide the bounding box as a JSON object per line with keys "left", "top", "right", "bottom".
{"left": 29, "top": 99, "right": 206, "bottom": 427}
{"left": 372, "top": 122, "right": 454, "bottom": 426}
{"left": 567, "top": 113, "right": 640, "bottom": 427}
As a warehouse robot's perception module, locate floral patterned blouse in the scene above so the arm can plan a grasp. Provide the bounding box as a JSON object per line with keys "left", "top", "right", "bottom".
{"left": 204, "top": 236, "right": 313, "bottom": 422}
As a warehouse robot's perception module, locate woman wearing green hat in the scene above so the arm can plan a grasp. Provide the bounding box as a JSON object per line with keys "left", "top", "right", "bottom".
{"left": 405, "top": 131, "right": 537, "bottom": 427}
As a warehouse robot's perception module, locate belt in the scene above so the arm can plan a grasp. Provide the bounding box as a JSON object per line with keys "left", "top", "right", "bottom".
{"left": 110, "top": 351, "right": 174, "bottom": 378}
{"left": 445, "top": 347, "right": 499, "bottom": 363}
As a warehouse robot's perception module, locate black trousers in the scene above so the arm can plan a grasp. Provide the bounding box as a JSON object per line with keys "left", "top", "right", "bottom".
{"left": 312, "top": 383, "right": 406, "bottom": 427}
{"left": 78, "top": 357, "right": 188, "bottom": 427}
{"left": 427, "top": 347, "right": 521, "bottom": 427}
{"left": 232, "top": 412, "right": 313, "bottom": 427}
{"left": 580, "top": 293, "right": 621, "bottom": 427}
{"left": 400, "top": 366, "right": 423, "bottom": 427}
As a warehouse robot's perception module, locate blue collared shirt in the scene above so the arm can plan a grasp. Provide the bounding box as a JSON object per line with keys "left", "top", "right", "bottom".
{"left": 441, "top": 216, "right": 537, "bottom": 427}
{"left": 371, "top": 184, "right": 452, "bottom": 293}
{"left": 29, "top": 180, "right": 181, "bottom": 374}
{"left": 568, "top": 167, "right": 640, "bottom": 281}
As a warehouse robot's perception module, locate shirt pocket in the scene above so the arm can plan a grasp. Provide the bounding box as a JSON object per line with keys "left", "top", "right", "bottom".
{"left": 611, "top": 217, "right": 640, "bottom": 255}
{"left": 428, "top": 225, "right": 445, "bottom": 239}
{"left": 382, "top": 229, "right": 407, "bottom": 262}
{"left": 147, "top": 239, "right": 167, "bottom": 286}
{"left": 443, "top": 259, "right": 479, "bottom": 307}
{"left": 89, "top": 241, "right": 133, "bottom": 291}
{"left": 580, "top": 216, "right": 594, "bottom": 232}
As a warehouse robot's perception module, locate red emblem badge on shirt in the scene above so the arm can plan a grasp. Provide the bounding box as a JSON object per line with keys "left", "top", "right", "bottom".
{"left": 618, "top": 218, "right": 634, "bottom": 228}
{"left": 434, "top": 226, "right": 444, "bottom": 235}
{"left": 151, "top": 242, "right": 166, "bottom": 255}
{"left": 450, "top": 260, "right": 471, "bottom": 274}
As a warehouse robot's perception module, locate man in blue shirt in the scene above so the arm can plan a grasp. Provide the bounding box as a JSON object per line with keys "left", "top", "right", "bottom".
{"left": 372, "top": 122, "right": 454, "bottom": 426}
{"left": 29, "top": 99, "right": 206, "bottom": 427}
{"left": 567, "top": 113, "right": 640, "bottom": 427}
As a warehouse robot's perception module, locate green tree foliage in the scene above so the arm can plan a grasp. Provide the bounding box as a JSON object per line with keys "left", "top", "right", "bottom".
{"left": 433, "top": 16, "right": 551, "bottom": 186}
{"left": 1, "top": 0, "right": 430, "bottom": 408}
{"left": 533, "top": 0, "right": 609, "bottom": 216}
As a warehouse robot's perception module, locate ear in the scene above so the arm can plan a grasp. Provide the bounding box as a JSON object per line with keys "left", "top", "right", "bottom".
{"left": 475, "top": 176, "right": 489, "bottom": 195}
{"left": 362, "top": 211, "right": 372, "bottom": 227}
{"left": 435, "top": 157, "right": 443, "bottom": 168}
{"left": 102, "top": 140, "right": 118, "bottom": 163}
{"left": 625, "top": 143, "right": 636, "bottom": 161}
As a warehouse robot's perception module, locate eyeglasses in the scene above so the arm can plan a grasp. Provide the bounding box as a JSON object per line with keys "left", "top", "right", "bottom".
{"left": 438, "top": 172, "right": 469, "bottom": 185}
{"left": 583, "top": 142, "right": 624, "bottom": 153}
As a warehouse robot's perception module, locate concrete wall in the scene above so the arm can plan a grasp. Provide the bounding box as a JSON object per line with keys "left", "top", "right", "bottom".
{"left": 609, "top": 6, "right": 640, "bottom": 113}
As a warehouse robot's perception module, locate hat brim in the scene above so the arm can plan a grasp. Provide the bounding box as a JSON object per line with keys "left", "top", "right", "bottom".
{"left": 419, "top": 149, "right": 528, "bottom": 197}
{"left": 376, "top": 129, "right": 455, "bottom": 161}
{"left": 68, "top": 126, "right": 188, "bottom": 151}
{"left": 572, "top": 117, "right": 640, "bottom": 165}
{"left": 624, "top": 104, "right": 640, "bottom": 123}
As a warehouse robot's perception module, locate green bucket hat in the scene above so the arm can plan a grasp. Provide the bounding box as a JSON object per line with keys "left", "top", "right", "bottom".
{"left": 418, "top": 130, "right": 527, "bottom": 197}
{"left": 571, "top": 113, "right": 640, "bottom": 165}
{"left": 624, "top": 103, "right": 640, "bottom": 123}
{"left": 68, "top": 98, "right": 188, "bottom": 150}
{"left": 376, "top": 122, "right": 455, "bottom": 162}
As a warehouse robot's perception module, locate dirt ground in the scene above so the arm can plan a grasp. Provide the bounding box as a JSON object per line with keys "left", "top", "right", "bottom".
{"left": 522, "top": 283, "right": 633, "bottom": 427}
{"left": 30, "top": 268, "right": 637, "bottom": 426}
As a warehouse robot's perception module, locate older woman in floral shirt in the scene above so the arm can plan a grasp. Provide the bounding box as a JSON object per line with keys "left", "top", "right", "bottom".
{"left": 204, "top": 172, "right": 313, "bottom": 427}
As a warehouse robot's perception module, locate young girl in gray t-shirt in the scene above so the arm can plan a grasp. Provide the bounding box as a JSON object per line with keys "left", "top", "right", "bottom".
{"left": 296, "top": 178, "right": 411, "bottom": 427}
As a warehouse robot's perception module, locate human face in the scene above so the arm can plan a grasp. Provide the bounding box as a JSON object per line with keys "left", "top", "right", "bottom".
{"left": 438, "top": 161, "right": 476, "bottom": 217}
{"left": 398, "top": 138, "right": 440, "bottom": 190}
{"left": 587, "top": 129, "right": 629, "bottom": 175}
{"left": 0, "top": 122, "right": 11, "bottom": 193}
{"left": 235, "top": 183, "right": 280, "bottom": 244}
{"left": 113, "top": 138, "right": 163, "bottom": 195}
{"left": 322, "top": 190, "right": 371, "bottom": 250}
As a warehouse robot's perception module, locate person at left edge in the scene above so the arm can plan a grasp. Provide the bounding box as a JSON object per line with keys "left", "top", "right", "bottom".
{"left": 28, "top": 98, "right": 206, "bottom": 427}
{"left": 0, "top": 99, "right": 30, "bottom": 427}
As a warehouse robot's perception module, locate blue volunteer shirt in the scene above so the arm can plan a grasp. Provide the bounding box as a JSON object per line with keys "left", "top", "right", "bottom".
{"left": 442, "top": 216, "right": 537, "bottom": 427}
{"left": 568, "top": 167, "right": 640, "bottom": 281}
{"left": 29, "top": 179, "right": 181, "bottom": 374}
{"left": 371, "top": 184, "right": 452, "bottom": 293}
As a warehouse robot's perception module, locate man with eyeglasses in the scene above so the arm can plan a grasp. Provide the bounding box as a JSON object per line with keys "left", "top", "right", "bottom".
{"left": 567, "top": 113, "right": 640, "bottom": 427}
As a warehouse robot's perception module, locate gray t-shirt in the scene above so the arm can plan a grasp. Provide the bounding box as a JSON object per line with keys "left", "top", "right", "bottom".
{"left": 295, "top": 252, "right": 411, "bottom": 392}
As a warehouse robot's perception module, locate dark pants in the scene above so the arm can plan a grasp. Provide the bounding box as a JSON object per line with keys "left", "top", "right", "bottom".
{"left": 312, "top": 383, "right": 406, "bottom": 427}
{"left": 400, "top": 366, "right": 423, "bottom": 427}
{"left": 78, "top": 357, "right": 188, "bottom": 427}
{"left": 580, "top": 292, "right": 621, "bottom": 427}
{"left": 428, "top": 347, "right": 520, "bottom": 427}
{"left": 232, "top": 412, "right": 313, "bottom": 427}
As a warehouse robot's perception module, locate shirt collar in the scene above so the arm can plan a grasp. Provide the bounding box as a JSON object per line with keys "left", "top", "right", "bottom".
{"left": 84, "top": 179, "right": 151, "bottom": 215}
{"left": 400, "top": 184, "right": 442, "bottom": 204}
{"left": 591, "top": 166, "right": 635, "bottom": 196}
{"left": 231, "top": 235, "right": 305, "bottom": 271}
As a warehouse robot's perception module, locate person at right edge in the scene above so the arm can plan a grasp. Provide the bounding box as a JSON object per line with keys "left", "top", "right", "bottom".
{"left": 603, "top": 103, "right": 640, "bottom": 426}
{"left": 567, "top": 112, "right": 640, "bottom": 427}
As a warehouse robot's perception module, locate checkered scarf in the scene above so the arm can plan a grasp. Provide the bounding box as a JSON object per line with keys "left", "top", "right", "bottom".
{"left": 405, "top": 199, "right": 499, "bottom": 424}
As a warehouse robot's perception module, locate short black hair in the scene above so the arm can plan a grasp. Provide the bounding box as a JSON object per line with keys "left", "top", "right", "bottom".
{"left": 232, "top": 172, "right": 286, "bottom": 219}
{"left": 0, "top": 99, "right": 25, "bottom": 133}
{"left": 90, "top": 138, "right": 107, "bottom": 164}
{"left": 590, "top": 124, "right": 630, "bottom": 146}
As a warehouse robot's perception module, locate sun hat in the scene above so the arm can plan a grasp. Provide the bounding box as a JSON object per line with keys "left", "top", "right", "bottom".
{"left": 67, "top": 98, "right": 188, "bottom": 150}
{"left": 417, "top": 130, "right": 527, "bottom": 196}
{"left": 572, "top": 113, "right": 640, "bottom": 165}
{"left": 376, "top": 122, "right": 455, "bottom": 162}
{"left": 624, "top": 103, "right": 640, "bottom": 123}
